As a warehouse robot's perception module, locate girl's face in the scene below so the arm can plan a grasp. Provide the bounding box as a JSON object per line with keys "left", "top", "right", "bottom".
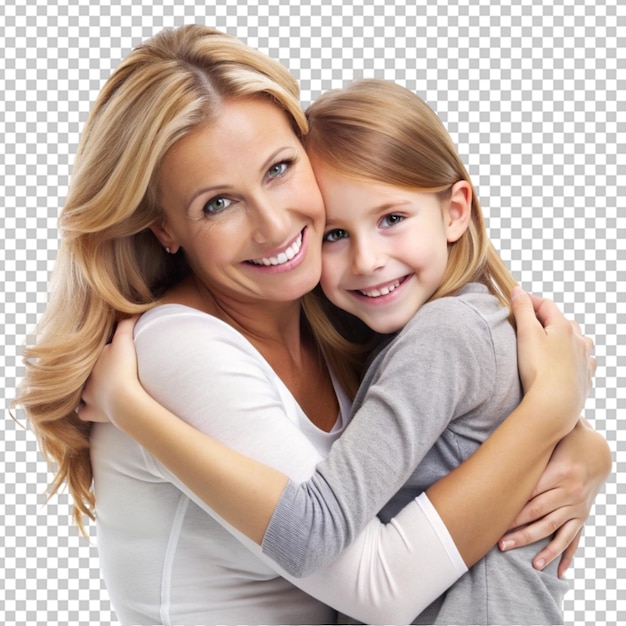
{"left": 314, "top": 160, "right": 470, "bottom": 334}
{"left": 153, "top": 97, "right": 325, "bottom": 311}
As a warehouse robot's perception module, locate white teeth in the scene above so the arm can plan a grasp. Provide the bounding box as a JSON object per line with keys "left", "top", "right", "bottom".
{"left": 250, "top": 233, "right": 303, "bottom": 266}
{"left": 359, "top": 280, "right": 401, "bottom": 298}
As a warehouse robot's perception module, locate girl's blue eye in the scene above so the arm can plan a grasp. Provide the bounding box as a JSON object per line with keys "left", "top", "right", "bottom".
{"left": 324, "top": 228, "right": 349, "bottom": 243}
{"left": 203, "top": 196, "right": 232, "bottom": 214}
{"left": 380, "top": 214, "right": 404, "bottom": 228}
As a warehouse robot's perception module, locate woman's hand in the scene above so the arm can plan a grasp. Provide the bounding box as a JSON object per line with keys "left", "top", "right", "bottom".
{"left": 499, "top": 419, "right": 612, "bottom": 577}
{"left": 78, "top": 316, "right": 141, "bottom": 425}
{"left": 507, "top": 289, "right": 606, "bottom": 577}
{"left": 511, "top": 288, "right": 596, "bottom": 438}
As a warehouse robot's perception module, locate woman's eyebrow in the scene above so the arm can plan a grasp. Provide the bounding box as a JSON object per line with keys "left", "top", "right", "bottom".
{"left": 184, "top": 184, "right": 233, "bottom": 212}
{"left": 258, "top": 146, "right": 294, "bottom": 174}
{"left": 182, "top": 147, "right": 295, "bottom": 211}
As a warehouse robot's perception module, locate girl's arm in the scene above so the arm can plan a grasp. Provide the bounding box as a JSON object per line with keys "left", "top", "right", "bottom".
{"left": 82, "top": 289, "right": 598, "bottom": 572}
{"left": 83, "top": 309, "right": 468, "bottom": 624}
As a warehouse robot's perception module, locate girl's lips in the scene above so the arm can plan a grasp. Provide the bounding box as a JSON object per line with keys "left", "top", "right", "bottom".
{"left": 351, "top": 275, "right": 410, "bottom": 299}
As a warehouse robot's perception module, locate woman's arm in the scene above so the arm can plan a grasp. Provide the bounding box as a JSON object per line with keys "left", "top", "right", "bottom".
{"left": 80, "top": 291, "right": 596, "bottom": 623}
{"left": 499, "top": 417, "right": 611, "bottom": 576}
{"left": 414, "top": 289, "right": 597, "bottom": 568}
{"left": 82, "top": 309, "right": 466, "bottom": 624}
{"left": 82, "top": 290, "right": 596, "bottom": 567}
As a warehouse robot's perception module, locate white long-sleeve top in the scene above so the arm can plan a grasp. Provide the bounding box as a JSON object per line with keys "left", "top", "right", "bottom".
{"left": 90, "top": 304, "right": 466, "bottom": 626}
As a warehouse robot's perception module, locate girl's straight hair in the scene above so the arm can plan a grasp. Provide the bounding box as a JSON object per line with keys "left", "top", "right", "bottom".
{"left": 302, "top": 79, "right": 518, "bottom": 381}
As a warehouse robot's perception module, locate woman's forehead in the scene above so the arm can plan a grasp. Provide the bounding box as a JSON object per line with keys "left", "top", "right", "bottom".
{"left": 157, "top": 98, "right": 302, "bottom": 204}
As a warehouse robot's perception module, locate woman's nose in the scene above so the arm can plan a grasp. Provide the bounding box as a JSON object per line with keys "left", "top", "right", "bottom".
{"left": 250, "top": 194, "right": 290, "bottom": 244}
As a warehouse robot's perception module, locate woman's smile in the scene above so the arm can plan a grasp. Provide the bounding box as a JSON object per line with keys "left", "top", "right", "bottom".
{"left": 154, "top": 97, "right": 325, "bottom": 306}
{"left": 248, "top": 228, "right": 305, "bottom": 269}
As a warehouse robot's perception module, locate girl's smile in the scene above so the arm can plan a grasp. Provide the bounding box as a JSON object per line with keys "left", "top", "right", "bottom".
{"left": 351, "top": 275, "right": 410, "bottom": 300}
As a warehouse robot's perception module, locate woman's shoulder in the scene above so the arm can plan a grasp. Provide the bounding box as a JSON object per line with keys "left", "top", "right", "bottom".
{"left": 137, "top": 303, "right": 230, "bottom": 335}
{"left": 135, "top": 304, "right": 260, "bottom": 365}
{"left": 138, "top": 302, "right": 218, "bottom": 324}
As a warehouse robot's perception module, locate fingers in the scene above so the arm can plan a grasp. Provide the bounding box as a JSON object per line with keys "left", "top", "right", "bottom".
{"left": 72, "top": 315, "right": 141, "bottom": 425}
{"left": 76, "top": 401, "right": 109, "bottom": 423}
{"left": 557, "top": 529, "right": 582, "bottom": 578}
{"left": 527, "top": 292, "right": 563, "bottom": 329}
{"left": 515, "top": 289, "right": 597, "bottom": 395}
{"left": 113, "top": 315, "right": 140, "bottom": 343}
{"left": 500, "top": 513, "right": 583, "bottom": 572}
{"left": 508, "top": 490, "right": 558, "bottom": 530}
{"left": 526, "top": 291, "right": 595, "bottom": 359}
{"left": 531, "top": 521, "right": 583, "bottom": 574}
{"left": 511, "top": 288, "right": 565, "bottom": 335}
{"left": 510, "top": 287, "right": 540, "bottom": 339}
{"left": 500, "top": 481, "right": 581, "bottom": 550}
{"left": 499, "top": 507, "right": 562, "bottom": 552}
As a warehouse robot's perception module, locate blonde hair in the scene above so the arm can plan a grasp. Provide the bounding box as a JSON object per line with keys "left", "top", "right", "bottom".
{"left": 303, "top": 79, "right": 517, "bottom": 324}
{"left": 14, "top": 24, "right": 309, "bottom": 534}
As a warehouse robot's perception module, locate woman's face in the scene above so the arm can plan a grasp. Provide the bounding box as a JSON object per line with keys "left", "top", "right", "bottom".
{"left": 154, "top": 97, "right": 325, "bottom": 309}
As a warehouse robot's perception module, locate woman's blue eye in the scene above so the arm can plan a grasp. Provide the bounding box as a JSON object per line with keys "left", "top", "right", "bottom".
{"left": 380, "top": 214, "right": 404, "bottom": 228}
{"left": 267, "top": 161, "right": 289, "bottom": 179}
{"left": 324, "top": 228, "right": 349, "bottom": 243}
{"left": 203, "top": 196, "right": 232, "bottom": 214}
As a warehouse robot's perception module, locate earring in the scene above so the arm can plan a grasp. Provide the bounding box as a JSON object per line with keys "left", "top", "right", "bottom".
{"left": 165, "top": 247, "right": 171, "bottom": 254}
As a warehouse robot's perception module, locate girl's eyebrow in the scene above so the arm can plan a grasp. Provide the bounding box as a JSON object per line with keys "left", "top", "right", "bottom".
{"left": 360, "top": 200, "right": 412, "bottom": 219}
{"left": 373, "top": 200, "right": 411, "bottom": 213}
{"left": 324, "top": 201, "right": 412, "bottom": 228}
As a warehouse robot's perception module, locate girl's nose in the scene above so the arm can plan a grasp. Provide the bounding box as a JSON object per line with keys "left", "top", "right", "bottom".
{"left": 351, "top": 238, "right": 385, "bottom": 275}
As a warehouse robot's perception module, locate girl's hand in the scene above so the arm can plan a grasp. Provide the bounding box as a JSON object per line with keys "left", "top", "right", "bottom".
{"left": 511, "top": 288, "right": 596, "bottom": 437}
{"left": 78, "top": 316, "right": 141, "bottom": 425}
{"left": 499, "top": 419, "right": 611, "bottom": 577}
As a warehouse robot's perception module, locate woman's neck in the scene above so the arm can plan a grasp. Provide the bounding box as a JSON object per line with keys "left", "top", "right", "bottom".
{"left": 161, "top": 276, "right": 339, "bottom": 432}
{"left": 162, "top": 275, "right": 313, "bottom": 373}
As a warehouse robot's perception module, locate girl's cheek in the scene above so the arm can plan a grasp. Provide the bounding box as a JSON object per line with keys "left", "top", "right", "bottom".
{"left": 319, "top": 256, "right": 337, "bottom": 295}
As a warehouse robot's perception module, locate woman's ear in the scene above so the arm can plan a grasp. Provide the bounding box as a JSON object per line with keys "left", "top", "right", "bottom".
{"left": 444, "top": 180, "right": 472, "bottom": 243}
{"left": 149, "top": 221, "right": 180, "bottom": 255}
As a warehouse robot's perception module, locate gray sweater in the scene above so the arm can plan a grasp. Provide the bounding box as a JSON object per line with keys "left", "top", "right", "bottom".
{"left": 263, "top": 283, "right": 569, "bottom": 625}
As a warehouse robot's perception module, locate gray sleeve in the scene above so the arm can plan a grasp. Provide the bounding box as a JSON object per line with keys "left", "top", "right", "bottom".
{"left": 262, "top": 297, "right": 498, "bottom": 576}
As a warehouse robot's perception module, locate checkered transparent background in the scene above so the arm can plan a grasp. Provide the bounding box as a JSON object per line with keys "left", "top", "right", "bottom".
{"left": 1, "top": 0, "right": 624, "bottom": 624}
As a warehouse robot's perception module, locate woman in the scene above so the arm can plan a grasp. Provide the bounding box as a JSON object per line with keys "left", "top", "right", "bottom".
{"left": 17, "top": 24, "right": 606, "bottom": 626}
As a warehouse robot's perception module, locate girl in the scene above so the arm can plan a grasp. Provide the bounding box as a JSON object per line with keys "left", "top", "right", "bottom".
{"left": 80, "top": 70, "right": 600, "bottom": 622}
{"left": 265, "top": 78, "right": 569, "bottom": 623}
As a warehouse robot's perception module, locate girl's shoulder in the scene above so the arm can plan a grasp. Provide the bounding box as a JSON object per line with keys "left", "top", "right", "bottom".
{"left": 398, "top": 284, "right": 512, "bottom": 352}
{"left": 408, "top": 284, "right": 499, "bottom": 330}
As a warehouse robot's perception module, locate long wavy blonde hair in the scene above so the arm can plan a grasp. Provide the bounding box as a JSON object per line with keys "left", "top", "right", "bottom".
{"left": 14, "top": 24, "right": 312, "bottom": 534}
{"left": 302, "top": 79, "right": 518, "bottom": 375}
